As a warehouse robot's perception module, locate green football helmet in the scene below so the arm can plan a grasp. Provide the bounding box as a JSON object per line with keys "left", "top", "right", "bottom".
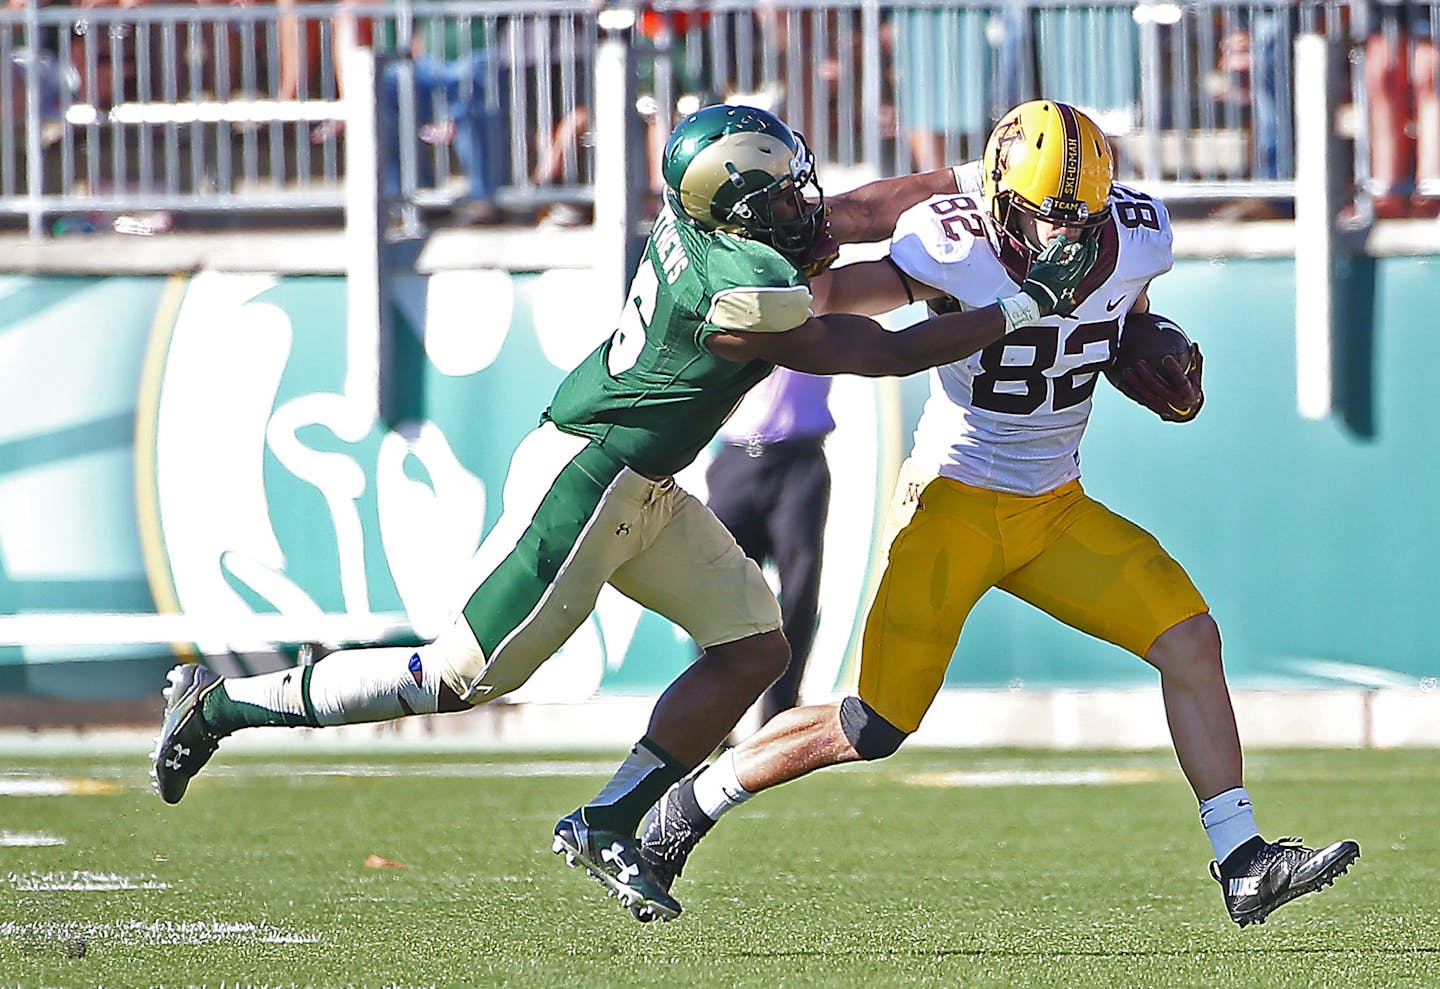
{"left": 661, "top": 104, "right": 825, "bottom": 258}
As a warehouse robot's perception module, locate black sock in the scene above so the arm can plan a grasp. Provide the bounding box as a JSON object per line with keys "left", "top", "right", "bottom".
{"left": 669, "top": 776, "right": 714, "bottom": 835}
{"left": 581, "top": 736, "right": 688, "bottom": 835}
{"left": 1220, "top": 835, "right": 1267, "bottom": 875}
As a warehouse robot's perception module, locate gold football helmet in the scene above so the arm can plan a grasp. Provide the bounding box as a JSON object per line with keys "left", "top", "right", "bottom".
{"left": 661, "top": 104, "right": 824, "bottom": 258}
{"left": 981, "top": 100, "right": 1114, "bottom": 254}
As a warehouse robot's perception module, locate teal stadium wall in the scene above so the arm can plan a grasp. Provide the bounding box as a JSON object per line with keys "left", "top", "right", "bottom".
{"left": 0, "top": 257, "right": 1434, "bottom": 699}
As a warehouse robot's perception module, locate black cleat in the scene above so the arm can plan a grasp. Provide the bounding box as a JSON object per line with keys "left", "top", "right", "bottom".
{"left": 637, "top": 778, "right": 714, "bottom": 901}
{"left": 149, "top": 663, "right": 224, "bottom": 804}
{"left": 552, "top": 810, "right": 682, "bottom": 923}
{"left": 1213, "top": 836, "right": 1360, "bottom": 927}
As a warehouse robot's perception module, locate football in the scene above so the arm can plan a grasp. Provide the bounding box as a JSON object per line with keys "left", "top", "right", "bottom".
{"left": 1105, "top": 311, "right": 1194, "bottom": 386}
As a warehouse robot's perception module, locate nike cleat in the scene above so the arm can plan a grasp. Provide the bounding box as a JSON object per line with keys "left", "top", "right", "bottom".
{"left": 1214, "top": 836, "right": 1360, "bottom": 927}
{"left": 638, "top": 777, "right": 714, "bottom": 900}
{"left": 149, "top": 663, "right": 224, "bottom": 804}
{"left": 552, "top": 810, "right": 682, "bottom": 923}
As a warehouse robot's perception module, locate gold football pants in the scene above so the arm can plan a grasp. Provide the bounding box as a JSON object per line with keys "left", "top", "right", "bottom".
{"left": 858, "top": 461, "right": 1209, "bottom": 732}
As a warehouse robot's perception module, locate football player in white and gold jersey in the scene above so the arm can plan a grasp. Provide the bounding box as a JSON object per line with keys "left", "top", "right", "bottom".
{"left": 643, "top": 101, "right": 1359, "bottom": 928}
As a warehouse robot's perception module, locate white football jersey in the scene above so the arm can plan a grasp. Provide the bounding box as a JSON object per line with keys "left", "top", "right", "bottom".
{"left": 889, "top": 184, "right": 1174, "bottom": 496}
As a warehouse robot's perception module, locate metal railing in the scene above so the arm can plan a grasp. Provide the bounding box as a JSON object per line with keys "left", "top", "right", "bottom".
{"left": 0, "top": 0, "right": 600, "bottom": 234}
{"left": 0, "top": 0, "right": 1431, "bottom": 236}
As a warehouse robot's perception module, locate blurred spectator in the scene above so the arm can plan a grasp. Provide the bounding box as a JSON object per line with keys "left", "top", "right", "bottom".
{"left": 5, "top": 47, "right": 66, "bottom": 125}
{"left": 1361, "top": 1, "right": 1439, "bottom": 219}
{"left": 332, "top": 0, "right": 510, "bottom": 225}
{"left": 1208, "top": 9, "right": 1295, "bottom": 220}
{"left": 708, "top": 369, "right": 834, "bottom": 728}
{"left": 746, "top": 3, "right": 868, "bottom": 165}
{"left": 892, "top": 4, "right": 992, "bottom": 171}
{"left": 532, "top": 6, "right": 710, "bottom": 227}
{"left": 1034, "top": 3, "right": 1134, "bottom": 128}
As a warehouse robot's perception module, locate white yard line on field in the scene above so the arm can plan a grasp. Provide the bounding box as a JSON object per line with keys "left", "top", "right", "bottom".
{"left": 5, "top": 870, "right": 171, "bottom": 891}
{"left": 904, "top": 767, "right": 1166, "bottom": 788}
{"left": 0, "top": 919, "right": 321, "bottom": 945}
{"left": 0, "top": 830, "right": 66, "bottom": 846}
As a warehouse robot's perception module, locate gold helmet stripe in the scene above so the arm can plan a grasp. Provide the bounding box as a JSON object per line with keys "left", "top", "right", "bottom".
{"left": 679, "top": 132, "right": 794, "bottom": 229}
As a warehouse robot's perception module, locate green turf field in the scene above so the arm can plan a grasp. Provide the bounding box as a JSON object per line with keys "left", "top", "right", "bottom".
{"left": 1, "top": 744, "right": 1436, "bottom": 988}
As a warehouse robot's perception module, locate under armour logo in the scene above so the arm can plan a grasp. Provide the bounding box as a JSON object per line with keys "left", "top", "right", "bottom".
{"left": 165, "top": 742, "right": 190, "bottom": 771}
{"left": 615, "top": 523, "right": 631, "bottom": 536}
{"left": 601, "top": 842, "right": 639, "bottom": 884}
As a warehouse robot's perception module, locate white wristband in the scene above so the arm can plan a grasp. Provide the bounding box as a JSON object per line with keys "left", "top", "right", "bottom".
{"left": 997, "top": 293, "right": 1041, "bottom": 334}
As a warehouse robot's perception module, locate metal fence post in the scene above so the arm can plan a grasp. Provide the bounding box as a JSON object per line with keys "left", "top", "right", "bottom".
{"left": 861, "top": 0, "right": 881, "bottom": 171}
{"left": 23, "top": 0, "right": 43, "bottom": 238}
{"left": 1293, "top": 32, "right": 1341, "bottom": 422}
{"left": 343, "top": 41, "right": 383, "bottom": 426}
{"left": 1135, "top": 4, "right": 1164, "bottom": 185}
{"left": 593, "top": 4, "right": 643, "bottom": 317}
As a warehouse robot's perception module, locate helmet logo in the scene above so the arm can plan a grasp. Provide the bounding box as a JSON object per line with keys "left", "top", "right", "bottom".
{"left": 991, "top": 115, "right": 1026, "bottom": 182}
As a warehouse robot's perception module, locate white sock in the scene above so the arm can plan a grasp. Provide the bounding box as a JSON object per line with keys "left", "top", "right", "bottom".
{"left": 220, "top": 666, "right": 309, "bottom": 722}
{"left": 1199, "top": 786, "right": 1261, "bottom": 865}
{"left": 308, "top": 647, "right": 444, "bottom": 724}
{"left": 225, "top": 647, "right": 442, "bottom": 726}
{"left": 691, "top": 749, "right": 753, "bottom": 822}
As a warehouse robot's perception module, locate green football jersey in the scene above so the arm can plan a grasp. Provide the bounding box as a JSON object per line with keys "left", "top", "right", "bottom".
{"left": 545, "top": 203, "right": 813, "bottom": 477}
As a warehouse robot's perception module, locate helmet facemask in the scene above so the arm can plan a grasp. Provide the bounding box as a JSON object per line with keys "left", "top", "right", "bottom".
{"left": 994, "top": 189, "right": 1110, "bottom": 257}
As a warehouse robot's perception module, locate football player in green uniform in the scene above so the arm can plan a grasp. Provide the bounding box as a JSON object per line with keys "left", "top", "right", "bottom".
{"left": 150, "top": 104, "right": 1097, "bottom": 922}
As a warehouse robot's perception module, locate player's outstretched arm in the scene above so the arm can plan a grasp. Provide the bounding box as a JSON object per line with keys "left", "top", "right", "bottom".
{"left": 710, "top": 307, "right": 1000, "bottom": 377}
{"left": 825, "top": 168, "right": 959, "bottom": 244}
{"left": 798, "top": 169, "right": 961, "bottom": 278}
{"left": 809, "top": 257, "right": 942, "bottom": 317}
{"left": 709, "top": 235, "right": 1098, "bottom": 376}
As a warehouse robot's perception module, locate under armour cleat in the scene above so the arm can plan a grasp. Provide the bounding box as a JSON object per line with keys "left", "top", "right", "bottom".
{"left": 149, "top": 663, "right": 224, "bottom": 804}
{"left": 638, "top": 777, "right": 714, "bottom": 899}
{"left": 552, "top": 810, "right": 682, "bottom": 923}
{"left": 1214, "top": 836, "right": 1360, "bottom": 927}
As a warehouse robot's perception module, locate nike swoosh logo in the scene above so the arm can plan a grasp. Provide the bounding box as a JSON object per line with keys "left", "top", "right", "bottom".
{"left": 1105, "top": 296, "right": 1125, "bottom": 312}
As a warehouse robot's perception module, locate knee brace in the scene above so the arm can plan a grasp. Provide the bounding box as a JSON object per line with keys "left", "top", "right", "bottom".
{"left": 838, "top": 695, "right": 908, "bottom": 761}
